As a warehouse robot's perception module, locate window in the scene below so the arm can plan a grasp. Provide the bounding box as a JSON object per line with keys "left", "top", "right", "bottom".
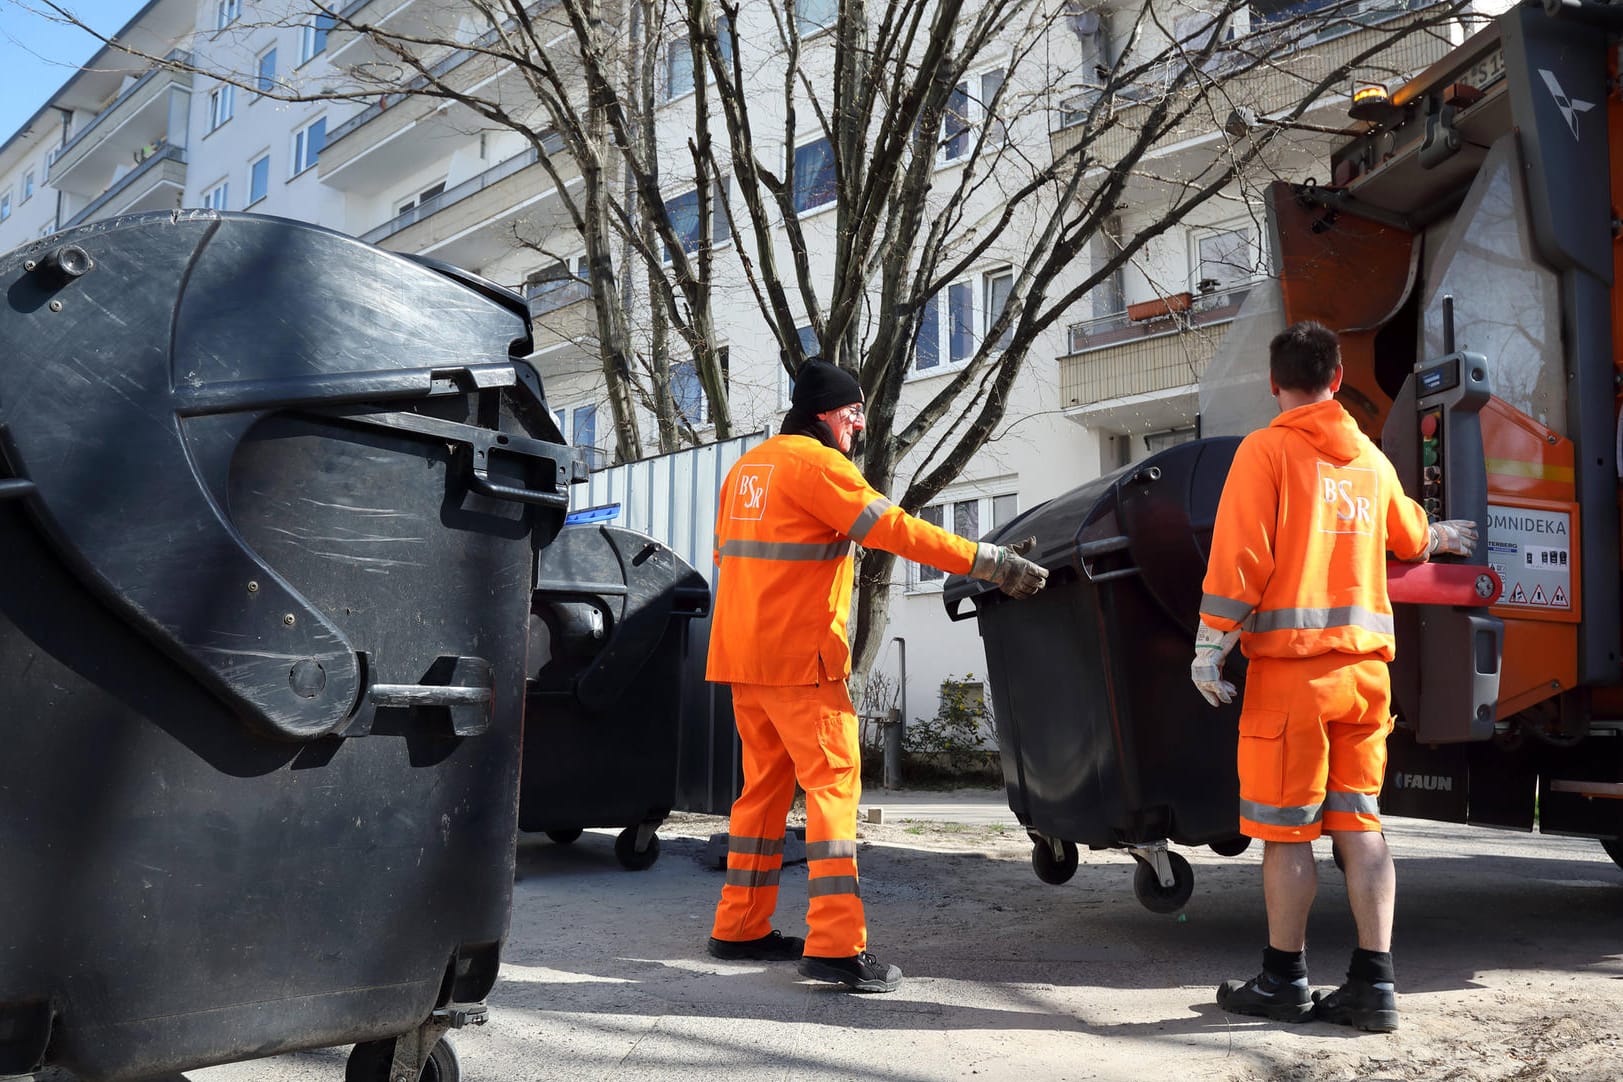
{"left": 291, "top": 117, "right": 325, "bottom": 175}
{"left": 941, "top": 69, "right": 1006, "bottom": 162}
{"left": 21, "top": 170, "right": 33, "bottom": 202}
{"left": 0, "top": 192, "right": 9, "bottom": 222}
{"left": 256, "top": 48, "right": 278, "bottom": 95}
{"left": 795, "top": 0, "right": 837, "bottom": 35}
{"left": 396, "top": 181, "right": 445, "bottom": 219}
{"left": 553, "top": 403, "right": 599, "bottom": 450}
{"left": 216, "top": 0, "right": 240, "bottom": 30}
{"left": 300, "top": 11, "right": 336, "bottom": 63}
{"left": 663, "top": 177, "right": 730, "bottom": 260}
{"left": 914, "top": 492, "right": 1020, "bottom": 585}
{"left": 664, "top": 16, "right": 734, "bottom": 100}
{"left": 209, "top": 84, "right": 235, "bottom": 130}
{"left": 201, "top": 180, "right": 229, "bottom": 211}
{"left": 1192, "top": 224, "right": 1260, "bottom": 293}
{"left": 914, "top": 268, "right": 1013, "bottom": 373}
{"left": 248, "top": 153, "right": 270, "bottom": 204}
{"left": 791, "top": 137, "right": 835, "bottom": 215}
{"left": 672, "top": 349, "right": 729, "bottom": 427}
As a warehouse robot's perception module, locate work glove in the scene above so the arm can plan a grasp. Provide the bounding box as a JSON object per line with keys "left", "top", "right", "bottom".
{"left": 970, "top": 536, "right": 1049, "bottom": 599}
{"left": 1427, "top": 519, "right": 1478, "bottom": 558}
{"left": 1190, "top": 622, "right": 1241, "bottom": 707}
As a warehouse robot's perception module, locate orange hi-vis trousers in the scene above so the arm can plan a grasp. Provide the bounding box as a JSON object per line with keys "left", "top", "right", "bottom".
{"left": 711, "top": 675, "right": 866, "bottom": 959}
{"left": 1237, "top": 653, "right": 1393, "bottom": 842}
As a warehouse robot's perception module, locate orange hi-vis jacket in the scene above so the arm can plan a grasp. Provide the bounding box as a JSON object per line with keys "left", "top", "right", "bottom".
{"left": 707, "top": 434, "right": 979, "bottom": 686}
{"left": 1199, "top": 399, "right": 1432, "bottom": 661}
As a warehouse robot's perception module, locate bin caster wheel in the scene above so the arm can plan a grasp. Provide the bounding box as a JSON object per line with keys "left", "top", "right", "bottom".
{"left": 546, "top": 828, "right": 584, "bottom": 845}
{"left": 1209, "top": 836, "right": 1251, "bottom": 858}
{"left": 345, "top": 1036, "right": 460, "bottom": 1082}
{"left": 615, "top": 827, "right": 661, "bottom": 870}
{"left": 1602, "top": 837, "right": 1623, "bottom": 872}
{"left": 1132, "top": 851, "right": 1193, "bottom": 914}
{"left": 1031, "top": 838, "right": 1079, "bottom": 885}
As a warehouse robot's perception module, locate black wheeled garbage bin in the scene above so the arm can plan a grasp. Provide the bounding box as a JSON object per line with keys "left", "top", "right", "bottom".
{"left": 0, "top": 211, "right": 578, "bottom": 1081}
{"left": 943, "top": 438, "right": 1248, "bottom": 914}
{"left": 522, "top": 524, "right": 711, "bottom": 868}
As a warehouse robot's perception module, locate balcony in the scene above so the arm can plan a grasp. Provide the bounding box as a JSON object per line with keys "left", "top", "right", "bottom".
{"left": 47, "top": 55, "right": 192, "bottom": 196}
{"left": 362, "top": 140, "right": 581, "bottom": 271}
{"left": 328, "top": 0, "right": 471, "bottom": 67}
{"left": 1059, "top": 289, "right": 1242, "bottom": 432}
{"left": 63, "top": 144, "right": 187, "bottom": 228}
{"left": 1051, "top": 5, "right": 1454, "bottom": 170}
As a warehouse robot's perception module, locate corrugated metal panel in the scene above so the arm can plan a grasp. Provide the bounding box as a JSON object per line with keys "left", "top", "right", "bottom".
{"left": 568, "top": 431, "right": 768, "bottom": 583}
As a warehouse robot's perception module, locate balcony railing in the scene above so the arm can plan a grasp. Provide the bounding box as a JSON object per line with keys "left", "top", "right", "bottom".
{"left": 1068, "top": 282, "right": 1250, "bottom": 354}
{"left": 526, "top": 277, "right": 591, "bottom": 317}
{"left": 359, "top": 144, "right": 553, "bottom": 244}
{"left": 1060, "top": 321, "right": 1232, "bottom": 410}
{"left": 63, "top": 144, "right": 187, "bottom": 228}
{"left": 47, "top": 51, "right": 193, "bottom": 182}
{"left": 1050, "top": 4, "right": 1452, "bottom": 160}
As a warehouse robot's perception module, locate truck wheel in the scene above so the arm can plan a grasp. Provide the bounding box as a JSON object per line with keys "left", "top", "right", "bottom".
{"left": 1601, "top": 837, "right": 1623, "bottom": 872}
{"left": 546, "top": 828, "right": 584, "bottom": 845}
{"left": 1209, "top": 836, "right": 1251, "bottom": 857}
{"left": 1031, "top": 838, "right": 1079, "bottom": 885}
{"left": 615, "top": 827, "right": 661, "bottom": 870}
{"left": 1132, "top": 851, "right": 1194, "bottom": 914}
{"left": 345, "top": 1036, "right": 460, "bottom": 1082}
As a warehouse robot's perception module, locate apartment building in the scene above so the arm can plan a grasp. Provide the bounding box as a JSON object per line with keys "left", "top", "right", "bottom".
{"left": 0, "top": 0, "right": 1498, "bottom": 728}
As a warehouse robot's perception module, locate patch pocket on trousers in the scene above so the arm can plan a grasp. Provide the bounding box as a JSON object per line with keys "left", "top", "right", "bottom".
{"left": 815, "top": 708, "right": 857, "bottom": 772}
{"left": 1237, "top": 708, "right": 1290, "bottom": 804}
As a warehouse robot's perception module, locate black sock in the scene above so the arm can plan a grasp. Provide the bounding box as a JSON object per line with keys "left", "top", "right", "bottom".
{"left": 1349, "top": 948, "right": 1395, "bottom": 986}
{"left": 1263, "top": 946, "right": 1307, "bottom": 982}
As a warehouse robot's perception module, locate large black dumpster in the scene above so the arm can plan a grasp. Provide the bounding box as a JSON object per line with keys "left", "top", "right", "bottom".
{"left": 522, "top": 523, "right": 711, "bottom": 867}
{"left": 0, "top": 211, "right": 577, "bottom": 1080}
{"left": 944, "top": 438, "right": 1246, "bottom": 913}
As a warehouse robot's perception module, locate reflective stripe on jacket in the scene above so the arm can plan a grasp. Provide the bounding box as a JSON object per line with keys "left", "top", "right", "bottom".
{"left": 707, "top": 434, "right": 977, "bottom": 685}
{"left": 1199, "top": 399, "right": 1431, "bottom": 661}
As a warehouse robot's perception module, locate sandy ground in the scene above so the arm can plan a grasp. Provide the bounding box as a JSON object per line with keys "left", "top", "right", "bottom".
{"left": 124, "top": 792, "right": 1623, "bottom": 1082}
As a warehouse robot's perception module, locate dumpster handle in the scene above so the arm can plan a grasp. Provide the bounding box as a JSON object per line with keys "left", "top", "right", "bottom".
{"left": 0, "top": 478, "right": 37, "bottom": 501}
{"left": 1076, "top": 534, "right": 1140, "bottom": 584}
{"left": 368, "top": 684, "right": 492, "bottom": 708}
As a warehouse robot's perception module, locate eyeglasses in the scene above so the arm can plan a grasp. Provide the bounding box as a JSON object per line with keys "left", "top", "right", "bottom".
{"left": 834, "top": 403, "right": 865, "bottom": 421}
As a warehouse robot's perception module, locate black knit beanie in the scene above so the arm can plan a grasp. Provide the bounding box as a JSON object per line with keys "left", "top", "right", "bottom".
{"left": 791, "top": 358, "right": 863, "bottom": 414}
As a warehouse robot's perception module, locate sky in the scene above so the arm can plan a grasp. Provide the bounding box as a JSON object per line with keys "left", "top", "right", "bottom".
{"left": 0, "top": 0, "right": 145, "bottom": 140}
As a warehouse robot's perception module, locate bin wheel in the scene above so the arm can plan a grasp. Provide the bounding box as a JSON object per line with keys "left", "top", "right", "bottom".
{"left": 345, "top": 1036, "right": 460, "bottom": 1082}
{"left": 546, "top": 828, "right": 584, "bottom": 845}
{"left": 1209, "top": 836, "right": 1251, "bottom": 858}
{"left": 615, "top": 827, "right": 661, "bottom": 870}
{"left": 1600, "top": 837, "right": 1623, "bottom": 872}
{"left": 1031, "top": 839, "right": 1079, "bottom": 885}
{"left": 1132, "top": 851, "right": 1194, "bottom": 914}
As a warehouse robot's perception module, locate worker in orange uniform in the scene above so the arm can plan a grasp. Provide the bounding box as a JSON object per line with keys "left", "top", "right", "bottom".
{"left": 1192, "top": 322, "right": 1477, "bottom": 1032}
{"left": 706, "top": 358, "right": 1048, "bottom": 993}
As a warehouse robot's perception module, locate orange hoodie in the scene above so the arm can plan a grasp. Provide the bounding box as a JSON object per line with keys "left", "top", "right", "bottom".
{"left": 1199, "top": 399, "right": 1431, "bottom": 661}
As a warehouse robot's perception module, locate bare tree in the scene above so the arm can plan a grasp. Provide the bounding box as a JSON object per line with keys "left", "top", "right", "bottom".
{"left": 26, "top": 0, "right": 1479, "bottom": 675}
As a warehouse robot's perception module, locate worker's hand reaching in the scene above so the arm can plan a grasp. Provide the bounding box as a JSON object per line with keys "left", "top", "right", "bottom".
{"left": 971, "top": 536, "right": 1049, "bottom": 599}
{"left": 1427, "top": 519, "right": 1478, "bottom": 558}
{"left": 1189, "top": 622, "right": 1241, "bottom": 707}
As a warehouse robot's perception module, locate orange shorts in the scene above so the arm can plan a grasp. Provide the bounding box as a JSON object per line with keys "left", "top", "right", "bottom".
{"left": 1236, "top": 652, "right": 1393, "bottom": 842}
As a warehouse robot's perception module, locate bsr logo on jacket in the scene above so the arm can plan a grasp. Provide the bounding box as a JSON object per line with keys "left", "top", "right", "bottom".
{"left": 732, "top": 464, "right": 775, "bottom": 521}
{"left": 1315, "top": 462, "right": 1376, "bottom": 536}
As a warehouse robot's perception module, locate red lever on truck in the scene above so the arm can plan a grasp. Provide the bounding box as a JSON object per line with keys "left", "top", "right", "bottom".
{"left": 1386, "top": 561, "right": 1502, "bottom": 606}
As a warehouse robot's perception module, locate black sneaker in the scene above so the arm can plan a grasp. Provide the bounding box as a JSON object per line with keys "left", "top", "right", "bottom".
{"left": 1215, "top": 970, "right": 1314, "bottom": 1022}
{"left": 798, "top": 951, "right": 903, "bottom": 993}
{"left": 707, "top": 930, "right": 805, "bottom": 962}
{"left": 1312, "top": 977, "right": 1398, "bottom": 1033}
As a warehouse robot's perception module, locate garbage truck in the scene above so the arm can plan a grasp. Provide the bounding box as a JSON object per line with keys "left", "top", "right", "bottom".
{"left": 950, "top": 0, "right": 1623, "bottom": 911}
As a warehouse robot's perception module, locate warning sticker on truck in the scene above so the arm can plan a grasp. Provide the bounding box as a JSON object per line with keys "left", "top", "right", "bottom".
{"left": 1486, "top": 505, "right": 1571, "bottom": 610}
